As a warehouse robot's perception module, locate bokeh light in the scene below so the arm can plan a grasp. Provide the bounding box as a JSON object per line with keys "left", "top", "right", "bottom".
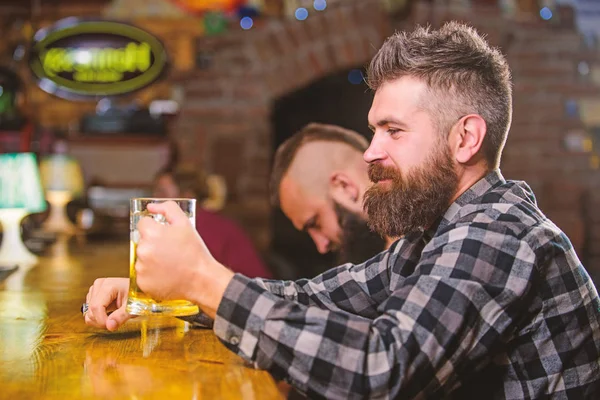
{"left": 295, "top": 8, "right": 309, "bottom": 21}
{"left": 314, "top": 0, "right": 327, "bottom": 11}
{"left": 540, "top": 7, "right": 552, "bottom": 20}
{"left": 240, "top": 16, "right": 253, "bottom": 30}
{"left": 348, "top": 69, "right": 364, "bottom": 85}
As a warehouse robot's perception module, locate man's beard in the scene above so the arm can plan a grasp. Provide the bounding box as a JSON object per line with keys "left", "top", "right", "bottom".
{"left": 363, "top": 141, "right": 458, "bottom": 238}
{"left": 333, "top": 202, "right": 387, "bottom": 265}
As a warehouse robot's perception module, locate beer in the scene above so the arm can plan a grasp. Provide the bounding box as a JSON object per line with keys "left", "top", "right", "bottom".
{"left": 126, "top": 199, "right": 199, "bottom": 317}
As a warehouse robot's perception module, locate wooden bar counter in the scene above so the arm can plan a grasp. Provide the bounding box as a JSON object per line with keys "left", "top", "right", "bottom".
{"left": 0, "top": 238, "right": 282, "bottom": 399}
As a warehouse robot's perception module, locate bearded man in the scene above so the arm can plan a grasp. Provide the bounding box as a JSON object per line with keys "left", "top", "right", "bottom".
{"left": 84, "top": 22, "right": 600, "bottom": 399}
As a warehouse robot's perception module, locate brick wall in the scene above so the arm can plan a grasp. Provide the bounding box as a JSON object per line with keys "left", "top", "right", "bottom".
{"left": 173, "top": 0, "right": 390, "bottom": 251}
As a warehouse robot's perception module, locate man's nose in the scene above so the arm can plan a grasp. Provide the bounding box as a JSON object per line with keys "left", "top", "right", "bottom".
{"left": 364, "top": 133, "right": 386, "bottom": 164}
{"left": 310, "top": 232, "right": 331, "bottom": 254}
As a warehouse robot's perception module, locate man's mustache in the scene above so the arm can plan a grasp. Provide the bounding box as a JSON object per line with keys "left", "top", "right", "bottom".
{"left": 368, "top": 163, "right": 400, "bottom": 183}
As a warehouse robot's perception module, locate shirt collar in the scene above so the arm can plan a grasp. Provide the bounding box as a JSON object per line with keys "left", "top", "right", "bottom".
{"left": 423, "top": 169, "right": 506, "bottom": 241}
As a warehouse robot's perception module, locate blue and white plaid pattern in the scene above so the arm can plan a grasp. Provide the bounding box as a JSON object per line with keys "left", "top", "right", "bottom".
{"left": 213, "top": 170, "right": 600, "bottom": 399}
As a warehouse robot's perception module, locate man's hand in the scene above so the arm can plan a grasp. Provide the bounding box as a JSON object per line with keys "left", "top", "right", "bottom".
{"left": 135, "top": 201, "right": 235, "bottom": 319}
{"left": 85, "top": 277, "right": 131, "bottom": 331}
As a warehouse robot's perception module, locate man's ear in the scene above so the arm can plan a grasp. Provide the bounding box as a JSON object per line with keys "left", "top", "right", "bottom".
{"left": 452, "top": 114, "right": 487, "bottom": 165}
{"left": 329, "top": 172, "right": 360, "bottom": 204}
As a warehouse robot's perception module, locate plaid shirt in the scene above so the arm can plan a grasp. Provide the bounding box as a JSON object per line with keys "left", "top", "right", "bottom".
{"left": 213, "top": 170, "right": 600, "bottom": 399}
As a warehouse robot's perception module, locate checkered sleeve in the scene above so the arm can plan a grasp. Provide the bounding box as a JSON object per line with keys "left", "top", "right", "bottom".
{"left": 249, "top": 243, "right": 399, "bottom": 316}
{"left": 213, "top": 219, "right": 536, "bottom": 398}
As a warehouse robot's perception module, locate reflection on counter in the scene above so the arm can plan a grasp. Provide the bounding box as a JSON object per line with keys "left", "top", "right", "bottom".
{"left": 0, "top": 263, "right": 48, "bottom": 383}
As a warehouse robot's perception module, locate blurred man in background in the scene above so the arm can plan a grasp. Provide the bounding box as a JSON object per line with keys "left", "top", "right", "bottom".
{"left": 271, "top": 123, "right": 395, "bottom": 265}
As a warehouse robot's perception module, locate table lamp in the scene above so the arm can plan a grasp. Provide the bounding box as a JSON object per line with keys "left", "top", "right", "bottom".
{"left": 39, "top": 154, "right": 85, "bottom": 234}
{"left": 0, "top": 153, "right": 47, "bottom": 267}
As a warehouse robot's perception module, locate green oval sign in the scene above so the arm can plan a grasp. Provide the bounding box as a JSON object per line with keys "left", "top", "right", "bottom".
{"left": 29, "top": 18, "right": 168, "bottom": 100}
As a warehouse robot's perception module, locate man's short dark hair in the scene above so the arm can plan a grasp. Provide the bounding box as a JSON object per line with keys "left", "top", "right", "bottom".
{"left": 270, "top": 123, "right": 369, "bottom": 207}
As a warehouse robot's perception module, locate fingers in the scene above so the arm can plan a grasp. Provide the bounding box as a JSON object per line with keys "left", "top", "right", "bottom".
{"left": 146, "top": 201, "right": 190, "bottom": 226}
{"left": 135, "top": 216, "right": 164, "bottom": 261}
{"left": 85, "top": 279, "right": 101, "bottom": 327}
{"left": 136, "top": 216, "right": 161, "bottom": 238}
{"left": 106, "top": 306, "right": 131, "bottom": 331}
{"left": 86, "top": 285, "right": 93, "bottom": 304}
{"left": 85, "top": 278, "right": 129, "bottom": 330}
{"left": 88, "top": 279, "right": 113, "bottom": 328}
{"left": 136, "top": 216, "right": 165, "bottom": 256}
{"left": 136, "top": 201, "right": 196, "bottom": 262}
{"left": 134, "top": 239, "right": 151, "bottom": 262}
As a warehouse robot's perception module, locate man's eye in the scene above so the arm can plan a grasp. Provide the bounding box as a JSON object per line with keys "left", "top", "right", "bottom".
{"left": 304, "top": 217, "right": 318, "bottom": 232}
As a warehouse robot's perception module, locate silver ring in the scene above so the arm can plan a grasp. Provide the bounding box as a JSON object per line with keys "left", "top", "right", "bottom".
{"left": 81, "top": 302, "right": 89, "bottom": 315}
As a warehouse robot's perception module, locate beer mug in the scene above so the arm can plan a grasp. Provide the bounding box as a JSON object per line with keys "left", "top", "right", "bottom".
{"left": 126, "top": 198, "right": 199, "bottom": 316}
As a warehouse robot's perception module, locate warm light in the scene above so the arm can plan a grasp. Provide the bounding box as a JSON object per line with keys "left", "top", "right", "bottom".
{"left": 0, "top": 276, "right": 47, "bottom": 383}
{"left": 171, "top": 0, "right": 240, "bottom": 13}
{"left": 40, "top": 154, "right": 84, "bottom": 196}
{"left": 39, "top": 154, "right": 85, "bottom": 234}
{"left": 74, "top": 50, "right": 92, "bottom": 64}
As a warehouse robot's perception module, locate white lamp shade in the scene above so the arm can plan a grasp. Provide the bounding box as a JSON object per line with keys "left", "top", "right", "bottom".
{"left": 40, "top": 154, "right": 85, "bottom": 197}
